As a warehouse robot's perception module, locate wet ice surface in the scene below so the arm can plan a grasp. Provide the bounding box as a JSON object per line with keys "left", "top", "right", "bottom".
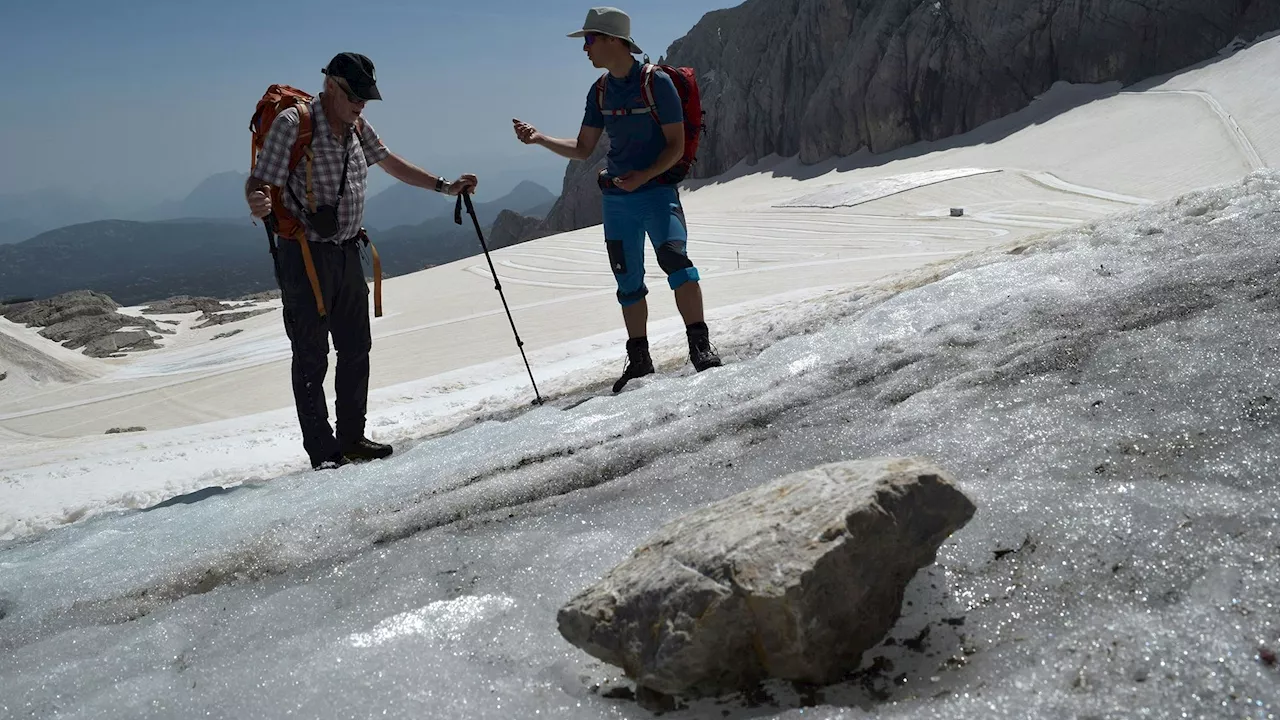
{"left": 3, "top": 171, "right": 1280, "bottom": 719}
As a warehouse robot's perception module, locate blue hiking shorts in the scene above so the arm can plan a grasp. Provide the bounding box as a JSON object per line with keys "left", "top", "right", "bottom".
{"left": 602, "top": 185, "right": 700, "bottom": 307}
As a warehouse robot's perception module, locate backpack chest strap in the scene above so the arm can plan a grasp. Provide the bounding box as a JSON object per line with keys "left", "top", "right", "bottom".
{"left": 597, "top": 69, "right": 659, "bottom": 119}
{"left": 600, "top": 107, "right": 652, "bottom": 116}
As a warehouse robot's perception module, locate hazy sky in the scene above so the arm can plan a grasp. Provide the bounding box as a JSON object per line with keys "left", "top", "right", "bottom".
{"left": 0, "top": 0, "right": 742, "bottom": 208}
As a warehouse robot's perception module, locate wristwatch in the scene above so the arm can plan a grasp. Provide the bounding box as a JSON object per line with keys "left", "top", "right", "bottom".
{"left": 435, "top": 176, "right": 449, "bottom": 193}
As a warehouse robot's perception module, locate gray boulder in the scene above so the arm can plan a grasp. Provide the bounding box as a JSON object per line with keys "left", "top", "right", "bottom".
{"left": 557, "top": 457, "right": 976, "bottom": 699}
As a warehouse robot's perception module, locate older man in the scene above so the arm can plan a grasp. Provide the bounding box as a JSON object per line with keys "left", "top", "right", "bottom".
{"left": 246, "top": 52, "right": 479, "bottom": 470}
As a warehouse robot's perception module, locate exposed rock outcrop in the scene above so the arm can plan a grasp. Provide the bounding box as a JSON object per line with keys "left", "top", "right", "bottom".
{"left": 557, "top": 457, "right": 976, "bottom": 700}
{"left": 140, "top": 296, "right": 233, "bottom": 315}
{"left": 1, "top": 290, "right": 120, "bottom": 327}
{"left": 105, "top": 426, "right": 146, "bottom": 434}
{"left": 236, "top": 289, "right": 282, "bottom": 302}
{"left": 192, "top": 308, "right": 272, "bottom": 328}
{"left": 0, "top": 290, "right": 163, "bottom": 357}
{"left": 82, "top": 330, "right": 159, "bottom": 357}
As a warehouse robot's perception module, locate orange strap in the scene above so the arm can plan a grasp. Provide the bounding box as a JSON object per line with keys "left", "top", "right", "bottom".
{"left": 293, "top": 232, "right": 327, "bottom": 319}
{"left": 290, "top": 114, "right": 324, "bottom": 318}
{"left": 370, "top": 240, "right": 382, "bottom": 318}
{"left": 354, "top": 228, "right": 383, "bottom": 318}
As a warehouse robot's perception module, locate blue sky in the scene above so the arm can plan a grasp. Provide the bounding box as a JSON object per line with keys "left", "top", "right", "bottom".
{"left": 0, "top": 0, "right": 741, "bottom": 210}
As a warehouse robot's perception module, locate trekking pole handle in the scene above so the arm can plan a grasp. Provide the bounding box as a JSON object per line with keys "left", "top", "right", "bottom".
{"left": 451, "top": 190, "right": 477, "bottom": 224}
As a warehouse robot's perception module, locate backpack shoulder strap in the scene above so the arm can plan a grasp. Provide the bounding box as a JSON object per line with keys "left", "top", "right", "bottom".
{"left": 296, "top": 102, "right": 313, "bottom": 152}
{"left": 595, "top": 72, "right": 609, "bottom": 114}
{"left": 289, "top": 101, "right": 316, "bottom": 213}
{"left": 639, "top": 63, "right": 661, "bottom": 124}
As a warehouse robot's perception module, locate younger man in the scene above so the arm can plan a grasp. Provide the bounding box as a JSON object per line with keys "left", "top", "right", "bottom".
{"left": 513, "top": 7, "right": 721, "bottom": 392}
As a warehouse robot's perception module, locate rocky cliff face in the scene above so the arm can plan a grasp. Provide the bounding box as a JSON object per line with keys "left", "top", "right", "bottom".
{"left": 526, "top": 0, "right": 1279, "bottom": 236}
{"left": 667, "top": 0, "right": 1280, "bottom": 176}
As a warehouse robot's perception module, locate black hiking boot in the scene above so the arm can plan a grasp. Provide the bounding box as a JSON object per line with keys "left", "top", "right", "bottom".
{"left": 612, "top": 337, "right": 655, "bottom": 393}
{"left": 341, "top": 437, "right": 394, "bottom": 463}
{"left": 313, "top": 452, "right": 350, "bottom": 471}
{"left": 686, "top": 322, "right": 722, "bottom": 372}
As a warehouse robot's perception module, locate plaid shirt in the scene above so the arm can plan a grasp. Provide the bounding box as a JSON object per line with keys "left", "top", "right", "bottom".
{"left": 252, "top": 97, "right": 390, "bottom": 244}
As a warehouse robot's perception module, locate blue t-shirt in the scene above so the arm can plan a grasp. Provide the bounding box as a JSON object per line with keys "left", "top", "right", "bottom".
{"left": 583, "top": 60, "right": 683, "bottom": 193}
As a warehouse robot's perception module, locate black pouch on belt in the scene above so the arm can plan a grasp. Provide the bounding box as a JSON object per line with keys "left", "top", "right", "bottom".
{"left": 293, "top": 142, "right": 350, "bottom": 239}
{"left": 307, "top": 204, "right": 340, "bottom": 238}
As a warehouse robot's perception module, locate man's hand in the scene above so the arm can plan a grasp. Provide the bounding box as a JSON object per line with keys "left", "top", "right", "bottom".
{"left": 512, "top": 119, "right": 601, "bottom": 162}
{"left": 247, "top": 189, "right": 272, "bottom": 218}
{"left": 512, "top": 118, "right": 541, "bottom": 145}
{"left": 612, "top": 171, "right": 650, "bottom": 193}
{"left": 446, "top": 173, "right": 480, "bottom": 196}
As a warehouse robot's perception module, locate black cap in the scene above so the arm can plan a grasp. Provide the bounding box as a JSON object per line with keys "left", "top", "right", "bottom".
{"left": 322, "top": 52, "right": 382, "bottom": 101}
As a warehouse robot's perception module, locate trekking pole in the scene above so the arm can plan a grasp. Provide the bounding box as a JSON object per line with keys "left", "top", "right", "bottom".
{"left": 262, "top": 214, "right": 284, "bottom": 292}
{"left": 454, "top": 191, "right": 545, "bottom": 406}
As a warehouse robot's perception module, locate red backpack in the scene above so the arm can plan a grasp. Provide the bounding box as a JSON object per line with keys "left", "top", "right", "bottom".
{"left": 595, "top": 62, "right": 704, "bottom": 183}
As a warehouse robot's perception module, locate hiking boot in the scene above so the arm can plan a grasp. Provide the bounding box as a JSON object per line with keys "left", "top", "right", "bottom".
{"left": 313, "top": 452, "right": 350, "bottom": 471}
{"left": 612, "top": 337, "right": 655, "bottom": 393}
{"left": 686, "top": 322, "right": 722, "bottom": 372}
{"left": 341, "top": 437, "right": 394, "bottom": 463}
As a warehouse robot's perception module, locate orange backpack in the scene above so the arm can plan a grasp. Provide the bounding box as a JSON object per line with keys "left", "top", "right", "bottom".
{"left": 248, "top": 84, "right": 382, "bottom": 318}
{"left": 250, "top": 85, "right": 316, "bottom": 244}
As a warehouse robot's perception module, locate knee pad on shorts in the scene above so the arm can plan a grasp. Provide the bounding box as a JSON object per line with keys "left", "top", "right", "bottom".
{"left": 656, "top": 241, "right": 699, "bottom": 290}
{"left": 655, "top": 241, "right": 693, "bottom": 276}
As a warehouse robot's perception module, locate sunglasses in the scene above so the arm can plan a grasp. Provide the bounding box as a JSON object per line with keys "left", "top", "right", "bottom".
{"left": 331, "top": 76, "right": 367, "bottom": 104}
{"left": 583, "top": 32, "right": 608, "bottom": 47}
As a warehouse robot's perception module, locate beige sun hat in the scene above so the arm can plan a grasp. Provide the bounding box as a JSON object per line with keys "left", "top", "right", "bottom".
{"left": 567, "top": 7, "right": 643, "bottom": 54}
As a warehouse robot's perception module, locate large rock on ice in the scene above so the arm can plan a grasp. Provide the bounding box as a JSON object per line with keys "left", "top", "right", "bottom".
{"left": 557, "top": 457, "right": 976, "bottom": 698}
